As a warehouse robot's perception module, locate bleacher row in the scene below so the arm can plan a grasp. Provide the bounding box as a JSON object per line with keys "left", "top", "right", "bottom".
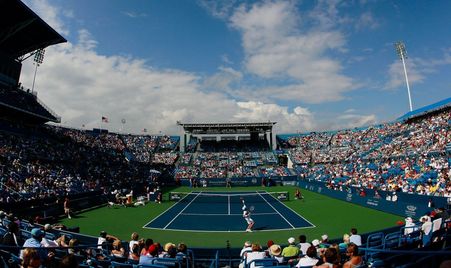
{"left": 1, "top": 214, "right": 450, "bottom": 267}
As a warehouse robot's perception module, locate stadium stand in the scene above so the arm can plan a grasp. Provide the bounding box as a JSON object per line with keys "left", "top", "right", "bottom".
{"left": 0, "top": 0, "right": 450, "bottom": 267}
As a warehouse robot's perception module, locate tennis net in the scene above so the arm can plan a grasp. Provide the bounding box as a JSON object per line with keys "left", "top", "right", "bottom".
{"left": 168, "top": 191, "right": 289, "bottom": 203}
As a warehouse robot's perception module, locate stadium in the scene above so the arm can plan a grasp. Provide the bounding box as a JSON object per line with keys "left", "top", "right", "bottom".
{"left": 0, "top": 0, "right": 450, "bottom": 267}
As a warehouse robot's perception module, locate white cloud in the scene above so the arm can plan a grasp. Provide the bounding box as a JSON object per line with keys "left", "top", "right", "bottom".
{"left": 20, "top": 29, "right": 318, "bottom": 134}
{"left": 355, "top": 12, "right": 379, "bottom": 31}
{"left": 122, "top": 11, "right": 148, "bottom": 18}
{"left": 385, "top": 59, "right": 427, "bottom": 90}
{"left": 234, "top": 102, "right": 316, "bottom": 132}
{"left": 197, "top": 0, "right": 238, "bottom": 19}
{"left": 23, "top": 0, "right": 70, "bottom": 35}
{"left": 229, "top": 1, "right": 359, "bottom": 103}
{"left": 336, "top": 113, "right": 377, "bottom": 129}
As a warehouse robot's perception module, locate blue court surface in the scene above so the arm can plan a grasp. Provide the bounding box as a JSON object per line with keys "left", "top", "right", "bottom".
{"left": 143, "top": 191, "right": 315, "bottom": 232}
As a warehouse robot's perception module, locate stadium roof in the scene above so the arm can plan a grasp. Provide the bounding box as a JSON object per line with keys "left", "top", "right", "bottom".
{"left": 0, "top": 0, "right": 67, "bottom": 59}
{"left": 397, "top": 97, "right": 451, "bottom": 121}
{"left": 177, "top": 122, "right": 276, "bottom": 135}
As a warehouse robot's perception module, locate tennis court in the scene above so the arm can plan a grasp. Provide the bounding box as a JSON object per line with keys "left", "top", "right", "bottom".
{"left": 144, "top": 191, "right": 315, "bottom": 232}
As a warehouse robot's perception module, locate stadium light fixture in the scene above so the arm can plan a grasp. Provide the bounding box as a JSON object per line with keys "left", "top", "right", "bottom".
{"left": 394, "top": 41, "right": 413, "bottom": 112}
{"left": 31, "top": 48, "right": 45, "bottom": 93}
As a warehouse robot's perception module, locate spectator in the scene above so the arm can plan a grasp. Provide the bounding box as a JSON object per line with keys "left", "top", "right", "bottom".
{"left": 21, "top": 248, "right": 42, "bottom": 268}
{"left": 129, "top": 232, "right": 140, "bottom": 256}
{"left": 1, "top": 221, "right": 22, "bottom": 255}
{"left": 282, "top": 237, "right": 300, "bottom": 258}
{"left": 420, "top": 215, "right": 433, "bottom": 247}
{"left": 349, "top": 228, "right": 362, "bottom": 246}
{"left": 59, "top": 254, "right": 79, "bottom": 268}
{"left": 314, "top": 247, "right": 339, "bottom": 268}
{"left": 140, "top": 239, "right": 154, "bottom": 256}
{"left": 244, "top": 243, "right": 267, "bottom": 268}
{"left": 268, "top": 244, "right": 284, "bottom": 264}
{"left": 343, "top": 243, "right": 363, "bottom": 268}
{"left": 139, "top": 244, "right": 158, "bottom": 265}
{"left": 339, "top": 234, "right": 350, "bottom": 250}
{"left": 298, "top": 235, "right": 311, "bottom": 255}
{"left": 21, "top": 228, "right": 49, "bottom": 262}
{"left": 295, "top": 246, "right": 319, "bottom": 267}
{"left": 111, "top": 240, "right": 126, "bottom": 258}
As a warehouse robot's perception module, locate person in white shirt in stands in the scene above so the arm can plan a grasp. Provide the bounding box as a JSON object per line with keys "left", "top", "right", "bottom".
{"left": 404, "top": 217, "right": 418, "bottom": 235}
{"left": 349, "top": 228, "right": 362, "bottom": 246}
{"left": 244, "top": 243, "right": 267, "bottom": 268}
{"left": 239, "top": 241, "right": 252, "bottom": 268}
{"left": 420, "top": 215, "right": 433, "bottom": 247}
{"left": 296, "top": 246, "right": 319, "bottom": 267}
{"left": 298, "top": 235, "right": 311, "bottom": 255}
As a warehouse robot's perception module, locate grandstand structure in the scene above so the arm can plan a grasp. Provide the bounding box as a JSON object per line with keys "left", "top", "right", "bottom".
{"left": 0, "top": 1, "right": 450, "bottom": 267}
{"left": 0, "top": 0, "right": 66, "bottom": 124}
{"left": 177, "top": 122, "right": 277, "bottom": 151}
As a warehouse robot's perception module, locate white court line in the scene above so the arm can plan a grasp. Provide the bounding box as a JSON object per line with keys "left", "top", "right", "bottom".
{"left": 141, "top": 191, "right": 193, "bottom": 228}
{"left": 163, "top": 191, "right": 202, "bottom": 229}
{"left": 257, "top": 192, "right": 296, "bottom": 229}
{"left": 180, "top": 212, "right": 279, "bottom": 216}
{"left": 228, "top": 195, "right": 231, "bottom": 215}
{"left": 264, "top": 191, "right": 316, "bottom": 228}
{"left": 144, "top": 226, "right": 316, "bottom": 233}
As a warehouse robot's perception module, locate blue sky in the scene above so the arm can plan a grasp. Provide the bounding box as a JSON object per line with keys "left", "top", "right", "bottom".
{"left": 20, "top": 0, "right": 450, "bottom": 134}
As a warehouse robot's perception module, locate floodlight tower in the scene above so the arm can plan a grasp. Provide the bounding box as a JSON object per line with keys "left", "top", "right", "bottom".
{"left": 31, "top": 48, "right": 45, "bottom": 93}
{"left": 394, "top": 41, "right": 413, "bottom": 112}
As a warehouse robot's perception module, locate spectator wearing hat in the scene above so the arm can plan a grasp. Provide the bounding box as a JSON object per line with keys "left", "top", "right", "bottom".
{"left": 141, "top": 239, "right": 154, "bottom": 256}
{"left": 21, "top": 228, "right": 49, "bottom": 262}
{"left": 320, "top": 234, "right": 329, "bottom": 246}
{"left": 268, "top": 244, "right": 284, "bottom": 264}
{"left": 295, "top": 246, "right": 319, "bottom": 267}
{"left": 404, "top": 217, "right": 418, "bottom": 235}
{"left": 139, "top": 243, "right": 158, "bottom": 265}
{"left": 282, "top": 237, "right": 300, "bottom": 258}
{"left": 349, "top": 228, "right": 362, "bottom": 246}
{"left": 160, "top": 242, "right": 176, "bottom": 258}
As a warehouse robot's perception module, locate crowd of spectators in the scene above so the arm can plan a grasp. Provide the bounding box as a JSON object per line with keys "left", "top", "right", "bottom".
{"left": 238, "top": 206, "right": 449, "bottom": 268}
{"left": 174, "top": 151, "right": 287, "bottom": 179}
{"left": 0, "top": 121, "right": 174, "bottom": 203}
{"left": 0, "top": 211, "right": 192, "bottom": 267}
{"left": 283, "top": 110, "right": 451, "bottom": 197}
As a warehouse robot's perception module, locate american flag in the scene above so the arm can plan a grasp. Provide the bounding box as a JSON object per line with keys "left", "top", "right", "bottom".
{"left": 101, "top": 116, "right": 109, "bottom": 123}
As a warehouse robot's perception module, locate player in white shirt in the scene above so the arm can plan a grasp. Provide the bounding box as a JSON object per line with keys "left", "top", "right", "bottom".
{"left": 241, "top": 199, "right": 255, "bottom": 232}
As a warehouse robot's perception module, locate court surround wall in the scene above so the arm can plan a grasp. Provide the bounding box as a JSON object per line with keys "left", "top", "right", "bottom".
{"left": 298, "top": 179, "right": 448, "bottom": 218}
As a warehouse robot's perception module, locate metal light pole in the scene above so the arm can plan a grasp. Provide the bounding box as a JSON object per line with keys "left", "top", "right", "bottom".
{"left": 394, "top": 42, "right": 413, "bottom": 112}
{"left": 32, "top": 48, "right": 45, "bottom": 93}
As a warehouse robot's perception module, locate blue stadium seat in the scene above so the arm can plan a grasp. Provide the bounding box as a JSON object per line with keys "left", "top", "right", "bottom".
{"left": 365, "top": 232, "right": 384, "bottom": 261}
{"left": 151, "top": 257, "right": 183, "bottom": 268}
{"left": 246, "top": 258, "right": 279, "bottom": 268}
{"left": 138, "top": 265, "right": 168, "bottom": 268}
{"left": 110, "top": 261, "right": 134, "bottom": 268}
{"left": 384, "top": 231, "right": 401, "bottom": 249}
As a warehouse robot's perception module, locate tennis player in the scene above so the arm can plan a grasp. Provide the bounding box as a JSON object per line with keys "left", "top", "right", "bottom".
{"left": 243, "top": 206, "right": 254, "bottom": 232}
